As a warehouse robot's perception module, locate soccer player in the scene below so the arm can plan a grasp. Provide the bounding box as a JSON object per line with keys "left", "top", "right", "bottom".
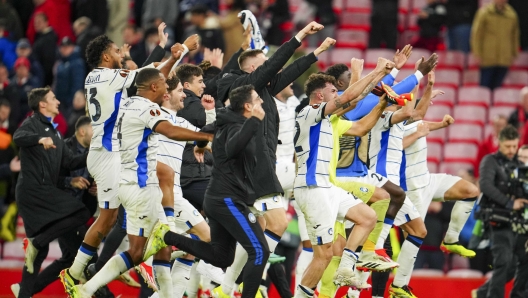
{"left": 293, "top": 57, "right": 395, "bottom": 298}
{"left": 74, "top": 67, "right": 213, "bottom": 298}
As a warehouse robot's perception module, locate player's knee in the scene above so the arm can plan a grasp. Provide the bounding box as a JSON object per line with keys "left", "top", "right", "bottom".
{"left": 314, "top": 244, "right": 333, "bottom": 264}
{"left": 385, "top": 184, "right": 406, "bottom": 205}
{"left": 413, "top": 223, "right": 427, "bottom": 238}
{"left": 265, "top": 210, "right": 288, "bottom": 235}
{"left": 364, "top": 206, "right": 377, "bottom": 229}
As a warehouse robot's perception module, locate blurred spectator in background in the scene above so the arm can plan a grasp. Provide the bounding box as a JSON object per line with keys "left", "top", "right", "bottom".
{"left": 73, "top": 17, "right": 103, "bottom": 67}
{"left": 53, "top": 37, "right": 85, "bottom": 117}
{"left": 0, "top": 64, "right": 18, "bottom": 134}
{"left": 185, "top": 5, "right": 225, "bottom": 56}
{"left": 446, "top": 0, "right": 478, "bottom": 53}
{"left": 471, "top": 0, "right": 520, "bottom": 90}
{"left": 369, "top": 0, "right": 398, "bottom": 49}
{"left": 142, "top": 0, "right": 178, "bottom": 45}
{"left": 26, "top": 0, "right": 74, "bottom": 44}
{"left": 123, "top": 24, "right": 142, "bottom": 48}
{"left": 509, "top": 0, "right": 528, "bottom": 51}
{"left": 105, "top": 0, "right": 129, "bottom": 47}
{"left": 219, "top": 0, "right": 245, "bottom": 63}
{"left": 70, "top": 0, "right": 108, "bottom": 34}
{"left": 32, "top": 12, "right": 57, "bottom": 86}
{"left": 66, "top": 90, "right": 86, "bottom": 137}
{"left": 0, "top": 19, "right": 17, "bottom": 71}
{"left": 15, "top": 38, "right": 44, "bottom": 87}
{"left": 0, "top": 0, "right": 23, "bottom": 40}
{"left": 265, "top": 0, "right": 290, "bottom": 46}
{"left": 412, "top": 0, "right": 447, "bottom": 52}
{"left": 517, "top": 145, "right": 528, "bottom": 165}
{"left": 6, "top": 0, "right": 31, "bottom": 36}
{"left": 130, "top": 26, "right": 159, "bottom": 67}
{"left": 11, "top": 57, "right": 39, "bottom": 124}
{"left": 508, "top": 87, "right": 528, "bottom": 129}
{"left": 476, "top": 114, "right": 508, "bottom": 177}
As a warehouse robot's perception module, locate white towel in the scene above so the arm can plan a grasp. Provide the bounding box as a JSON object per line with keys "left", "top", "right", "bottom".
{"left": 237, "top": 10, "right": 268, "bottom": 54}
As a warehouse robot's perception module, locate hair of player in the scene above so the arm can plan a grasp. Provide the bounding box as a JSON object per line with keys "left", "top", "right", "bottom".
{"left": 499, "top": 125, "right": 520, "bottom": 141}
{"left": 304, "top": 73, "right": 337, "bottom": 98}
{"left": 135, "top": 68, "right": 162, "bottom": 89}
{"left": 199, "top": 60, "right": 222, "bottom": 81}
{"left": 176, "top": 64, "right": 203, "bottom": 85}
{"left": 229, "top": 85, "right": 254, "bottom": 114}
{"left": 295, "top": 96, "right": 310, "bottom": 114}
{"left": 325, "top": 64, "right": 349, "bottom": 81}
{"left": 28, "top": 86, "right": 52, "bottom": 112}
{"left": 75, "top": 116, "right": 92, "bottom": 131}
{"left": 0, "top": 98, "right": 10, "bottom": 108}
{"left": 238, "top": 49, "right": 264, "bottom": 69}
{"left": 166, "top": 76, "right": 181, "bottom": 93}
{"left": 520, "top": 144, "right": 528, "bottom": 151}
{"left": 86, "top": 35, "right": 114, "bottom": 68}
{"left": 190, "top": 4, "right": 208, "bottom": 15}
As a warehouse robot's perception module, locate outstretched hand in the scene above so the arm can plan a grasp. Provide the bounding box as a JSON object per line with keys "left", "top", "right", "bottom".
{"left": 158, "top": 22, "right": 168, "bottom": 48}
{"left": 393, "top": 44, "right": 412, "bottom": 70}
{"left": 314, "top": 37, "right": 336, "bottom": 56}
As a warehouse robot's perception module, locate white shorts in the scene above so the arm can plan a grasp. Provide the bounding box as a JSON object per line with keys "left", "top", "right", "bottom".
{"left": 87, "top": 149, "right": 120, "bottom": 209}
{"left": 276, "top": 160, "right": 296, "bottom": 200}
{"left": 343, "top": 170, "right": 389, "bottom": 188}
{"left": 393, "top": 196, "right": 421, "bottom": 226}
{"left": 249, "top": 194, "right": 285, "bottom": 217}
{"left": 294, "top": 185, "right": 362, "bottom": 245}
{"left": 174, "top": 190, "right": 205, "bottom": 234}
{"left": 119, "top": 184, "right": 167, "bottom": 237}
{"left": 292, "top": 199, "right": 309, "bottom": 242}
{"left": 407, "top": 174, "right": 462, "bottom": 219}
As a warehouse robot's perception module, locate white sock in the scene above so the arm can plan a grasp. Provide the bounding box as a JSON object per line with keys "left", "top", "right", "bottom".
{"left": 444, "top": 200, "right": 475, "bottom": 244}
{"left": 172, "top": 258, "right": 193, "bottom": 297}
{"left": 294, "top": 284, "right": 314, "bottom": 298}
{"left": 264, "top": 229, "right": 281, "bottom": 253}
{"left": 375, "top": 220, "right": 393, "bottom": 250}
{"left": 393, "top": 235, "right": 423, "bottom": 287}
{"left": 295, "top": 247, "right": 313, "bottom": 291}
{"left": 221, "top": 244, "right": 248, "bottom": 295}
{"left": 153, "top": 260, "right": 173, "bottom": 298}
{"left": 82, "top": 252, "right": 132, "bottom": 296}
{"left": 338, "top": 248, "right": 359, "bottom": 271}
{"left": 186, "top": 262, "right": 200, "bottom": 298}
{"left": 167, "top": 216, "right": 177, "bottom": 233}
{"left": 70, "top": 243, "right": 97, "bottom": 280}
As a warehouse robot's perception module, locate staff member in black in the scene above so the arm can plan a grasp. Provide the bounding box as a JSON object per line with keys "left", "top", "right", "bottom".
{"left": 13, "top": 87, "right": 91, "bottom": 298}
{"left": 150, "top": 85, "right": 269, "bottom": 298}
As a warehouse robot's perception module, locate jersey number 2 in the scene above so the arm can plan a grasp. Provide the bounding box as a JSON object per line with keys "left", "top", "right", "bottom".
{"left": 86, "top": 88, "right": 101, "bottom": 122}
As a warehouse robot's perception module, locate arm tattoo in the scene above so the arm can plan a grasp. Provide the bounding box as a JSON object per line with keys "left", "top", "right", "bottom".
{"left": 359, "top": 82, "right": 376, "bottom": 99}
{"left": 334, "top": 97, "right": 342, "bottom": 108}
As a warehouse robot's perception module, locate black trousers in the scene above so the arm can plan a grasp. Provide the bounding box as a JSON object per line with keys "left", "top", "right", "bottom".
{"left": 182, "top": 180, "right": 209, "bottom": 212}
{"left": 164, "top": 196, "right": 270, "bottom": 298}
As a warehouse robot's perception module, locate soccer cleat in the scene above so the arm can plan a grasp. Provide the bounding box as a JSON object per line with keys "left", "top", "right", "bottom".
{"left": 356, "top": 251, "right": 399, "bottom": 272}
{"left": 211, "top": 286, "right": 231, "bottom": 298}
{"left": 333, "top": 267, "right": 362, "bottom": 288}
{"left": 440, "top": 242, "right": 476, "bottom": 258}
{"left": 196, "top": 260, "right": 225, "bottom": 284}
{"left": 238, "top": 283, "right": 264, "bottom": 298}
{"left": 268, "top": 253, "right": 286, "bottom": 264}
{"left": 118, "top": 269, "right": 141, "bottom": 288}
{"left": 372, "top": 83, "right": 413, "bottom": 106}
{"left": 135, "top": 262, "right": 158, "bottom": 292}
{"left": 170, "top": 247, "right": 188, "bottom": 261}
{"left": 85, "top": 263, "right": 116, "bottom": 297}
{"left": 143, "top": 221, "right": 169, "bottom": 261}
{"left": 23, "top": 238, "right": 39, "bottom": 274}
{"left": 350, "top": 281, "right": 372, "bottom": 291}
{"left": 389, "top": 284, "right": 417, "bottom": 298}
{"left": 59, "top": 269, "right": 80, "bottom": 298}
{"left": 11, "top": 283, "right": 19, "bottom": 297}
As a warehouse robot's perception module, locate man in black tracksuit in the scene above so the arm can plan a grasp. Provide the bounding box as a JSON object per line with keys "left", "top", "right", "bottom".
{"left": 13, "top": 87, "right": 90, "bottom": 298}
{"left": 160, "top": 85, "right": 268, "bottom": 298}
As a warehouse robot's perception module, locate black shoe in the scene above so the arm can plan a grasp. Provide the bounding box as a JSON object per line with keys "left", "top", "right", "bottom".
{"left": 86, "top": 264, "right": 115, "bottom": 298}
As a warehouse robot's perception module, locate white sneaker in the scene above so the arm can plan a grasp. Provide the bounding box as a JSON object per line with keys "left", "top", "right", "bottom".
{"left": 196, "top": 260, "right": 225, "bottom": 285}
{"left": 11, "top": 283, "right": 20, "bottom": 297}
{"left": 23, "top": 238, "right": 38, "bottom": 274}
{"left": 356, "top": 251, "right": 399, "bottom": 272}
{"left": 333, "top": 267, "right": 361, "bottom": 288}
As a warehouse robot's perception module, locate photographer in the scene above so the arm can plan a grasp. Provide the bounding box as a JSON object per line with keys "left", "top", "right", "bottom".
{"left": 475, "top": 125, "right": 528, "bottom": 298}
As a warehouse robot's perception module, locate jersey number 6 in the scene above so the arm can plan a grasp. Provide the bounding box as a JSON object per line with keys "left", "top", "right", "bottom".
{"left": 85, "top": 88, "right": 101, "bottom": 122}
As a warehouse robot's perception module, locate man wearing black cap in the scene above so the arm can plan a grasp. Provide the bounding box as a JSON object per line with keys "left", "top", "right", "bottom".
{"left": 54, "top": 37, "right": 85, "bottom": 117}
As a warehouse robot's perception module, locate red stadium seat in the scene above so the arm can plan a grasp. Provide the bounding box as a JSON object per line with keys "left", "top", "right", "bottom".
{"left": 436, "top": 51, "right": 465, "bottom": 71}
{"left": 399, "top": 0, "right": 411, "bottom": 13}
{"left": 453, "top": 105, "right": 487, "bottom": 126}
{"left": 432, "top": 86, "right": 456, "bottom": 107}
{"left": 493, "top": 87, "right": 521, "bottom": 107}
{"left": 345, "top": 0, "right": 371, "bottom": 12}
{"left": 467, "top": 54, "right": 479, "bottom": 70}
{"left": 462, "top": 70, "right": 480, "bottom": 86}
{"left": 484, "top": 124, "right": 494, "bottom": 138}
{"left": 329, "top": 48, "right": 363, "bottom": 65}
{"left": 335, "top": 30, "right": 368, "bottom": 49}
{"left": 365, "top": 49, "right": 394, "bottom": 68}
{"left": 339, "top": 11, "right": 371, "bottom": 30}
{"left": 427, "top": 161, "right": 438, "bottom": 173}
{"left": 443, "top": 143, "right": 478, "bottom": 163}
{"left": 488, "top": 106, "right": 516, "bottom": 123}
{"left": 427, "top": 142, "right": 442, "bottom": 164}
{"left": 439, "top": 161, "right": 474, "bottom": 175}
{"left": 448, "top": 123, "right": 483, "bottom": 144}
{"left": 502, "top": 70, "right": 528, "bottom": 88}
{"left": 333, "top": 0, "right": 345, "bottom": 13}
{"left": 512, "top": 52, "right": 528, "bottom": 70}
{"left": 407, "top": 13, "right": 420, "bottom": 31}
{"left": 434, "top": 69, "right": 461, "bottom": 89}
{"left": 424, "top": 105, "right": 452, "bottom": 122}
{"left": 411, "top": 0, "right": 428, "bottom": 13}
{"left": 457, "top": 86, "right": 491, "bottom": 107}
{"left": 403, "top": 48, "right": 432, "bottom": 69}
{"left": 428, "top": 128, "right": 447, "bottom": 144}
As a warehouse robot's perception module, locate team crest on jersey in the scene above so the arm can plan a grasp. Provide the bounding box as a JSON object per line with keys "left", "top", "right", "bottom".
{"left": 119, "top": 69, "right": 130, "bottom": 78}
{"left": 360, "top": 187, "right": 368, "bottom": 193}
{"left": 150, "top": 109, "right": 161, "bottom": 116}
{"left": 272, "top": 196, "right": 279, "bottom": 202}
{"left": 248, "top": 213, "right": 256, "bottom": 223}
{"left": 193, "top": 210, "right": 200, "bottom": 216}
{"left": 328, "top": 228, "right": 333, "bottom": 235}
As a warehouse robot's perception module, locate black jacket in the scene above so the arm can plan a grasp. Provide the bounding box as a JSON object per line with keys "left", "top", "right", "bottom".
{"left": 479, "top": 151, "right": 523, "bottom": 210}
{"left": 446, "top": 0, "right": 479, "bottom": 27}
{"left": 217, "top": 37, "right": 317, "bottom": 198}
{"left": 206, "top": 107, "right": 261, "bottom": 204}
{"left": 14, "top": 112, "right": 87, "bottom": 237}
{"left": 203, "top": 48, "right": 243, "bottom": 108}
{"left": 33, "top": 29, "right": 58, "bottom": 86}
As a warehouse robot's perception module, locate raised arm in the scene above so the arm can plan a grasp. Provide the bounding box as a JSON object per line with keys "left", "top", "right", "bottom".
{"left": 344, "top": 95, "right": 388, "bottom": 137}
{"left": 155, "top": 120, "right": 213, "bottom": 142}
{"left": 226, "top": 104, "right": 265, "bottom": 158}
{"left": 403, "top": 122, "right": 430, "bottom": 149}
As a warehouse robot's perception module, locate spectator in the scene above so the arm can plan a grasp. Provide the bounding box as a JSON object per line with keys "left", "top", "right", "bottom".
{"left": 446, "top": 0, "right": 479, "bottom": 53}
{"left": 11, "top": 57, "right": 40, "bottom": 125}
{"left": 130, "top": 27, "right": 159, "bottom": 67}
{"left": 510, "top": 0, "right": 528, "bottom": 51}
{"left": 53, "top": 37, "right": 85, "bottom": 116}
{"left": 518, "top": 145, "right": 528, "bottom": 165}
{"left": 185, "top": 5, "right": 225, "bottom": 53}
{"left": 471, "top": 0, "right": 520, "bottom": 90}
{"left": 105, "top": 0, "right": 129, "bottom": 47}
{"left": 0, "top": 19, "right": 17, "bottom": 71}
{"left": 32, "top": 12, "right": 58, "bottom": 86}
{"left": 265, "top": 0, "right": 290, "bottom": 46}
{"left": 0, "top": 64, "right": 18, "bottom": 134}
{"left": 0, "top": 0, "right": 23, "bottom": 40}
{"left": 65, "top": 90, "right": 86, "bottom": 137}
{"left": 219, "top": 0, "right": 245, "bottom": 63}
{"left": 369, "top": 0, "right": 398, "bottom": 49}
{"left": 123, "top": 24, "right": 142, "bottom": 47}
{"left": 70, "top": 0, "right": 108, "bottom": 33}
{"left": 508, "top": 86, "right": 528, "bottom": 129}
{"left": 73, "top": 17, "right": 103, "bottom": 65}
{"left": 26, "top": 0, "right": 74, "bottom": 44}
{"left": 412, "top": 0, "right": 447, "bottom": 52}
{"left": 476, "top": 114, "right": 508, "bottom": 177}
{"left": 15, "top": 38, "right": 44, "bottom": 87}
{"left": 142, "top": 0, "right": 178, "bottom": 43}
